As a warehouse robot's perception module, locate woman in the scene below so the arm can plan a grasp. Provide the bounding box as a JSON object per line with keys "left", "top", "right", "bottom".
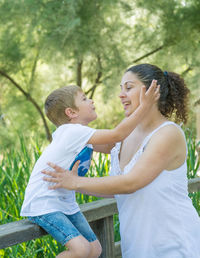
{"left": 43, "top": 64, "right": 200, "bottom": 258}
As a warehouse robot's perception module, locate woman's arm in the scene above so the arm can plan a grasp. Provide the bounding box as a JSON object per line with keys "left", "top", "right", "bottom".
{"left": 43, "top": 125, "right": 186, "bottom": 195}
{"left": 77, "top": 190, "right": 114, "bottom": 198}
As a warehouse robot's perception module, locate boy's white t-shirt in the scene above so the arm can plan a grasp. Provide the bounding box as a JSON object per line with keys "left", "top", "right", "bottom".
{"left": 20, "top": 123, "right": 96, "bottom": 217}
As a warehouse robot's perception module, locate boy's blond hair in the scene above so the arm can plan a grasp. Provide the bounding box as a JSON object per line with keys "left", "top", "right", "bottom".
{"left": 45, "top": 85, "right": 81, "bottom": 127}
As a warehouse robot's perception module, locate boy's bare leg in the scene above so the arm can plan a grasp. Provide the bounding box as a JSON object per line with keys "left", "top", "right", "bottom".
{"left": 56, "top": 235, "right": 91, "bottom": 258}
{"left": 88, "top": 240, "right": 102, "bottom": 258}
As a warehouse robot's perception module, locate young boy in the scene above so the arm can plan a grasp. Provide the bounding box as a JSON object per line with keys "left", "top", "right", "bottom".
{"left": 21, "top": 83, "right": 159, "bottom": 258}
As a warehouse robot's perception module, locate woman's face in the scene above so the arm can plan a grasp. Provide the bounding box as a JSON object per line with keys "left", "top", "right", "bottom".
{"left": 119, "top": 71, "right": 145, "bottom": 117}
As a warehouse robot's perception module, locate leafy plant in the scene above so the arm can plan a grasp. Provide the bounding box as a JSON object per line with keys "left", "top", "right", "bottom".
{"left": 185, "top": 128, "right": 200, "bottom": 215}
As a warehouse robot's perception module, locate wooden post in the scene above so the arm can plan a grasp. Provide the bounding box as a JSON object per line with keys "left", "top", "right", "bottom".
{"left": 90, "top": 216, "right": 115, "bottom": 258}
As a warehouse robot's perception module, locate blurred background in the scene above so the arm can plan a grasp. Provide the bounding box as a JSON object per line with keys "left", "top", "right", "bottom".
{"left": 0, "top": 0, "right": 200, "bottom": 150}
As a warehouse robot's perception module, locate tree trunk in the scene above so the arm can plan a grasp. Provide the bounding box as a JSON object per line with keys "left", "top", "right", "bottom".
{"left": 85, "top": 55, "right": 102, "bottom": 98}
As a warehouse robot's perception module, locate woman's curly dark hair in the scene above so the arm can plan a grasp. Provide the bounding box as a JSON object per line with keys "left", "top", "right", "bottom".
{"left": 126, "top": 64, "right": 190, "bottom": 124}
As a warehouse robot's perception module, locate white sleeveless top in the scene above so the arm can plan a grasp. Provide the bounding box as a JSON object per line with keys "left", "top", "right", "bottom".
{"left": 110, "top": 121, "right": 200, "bottom": 258}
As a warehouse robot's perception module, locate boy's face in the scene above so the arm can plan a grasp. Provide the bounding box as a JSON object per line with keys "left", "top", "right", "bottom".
{"left": 74, "top": 91, "right": 97, "bottom": 125}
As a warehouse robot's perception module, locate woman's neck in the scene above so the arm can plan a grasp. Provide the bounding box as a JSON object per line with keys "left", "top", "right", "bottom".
{"left": 137, "top": 108, "right": 167, "bottom": 133}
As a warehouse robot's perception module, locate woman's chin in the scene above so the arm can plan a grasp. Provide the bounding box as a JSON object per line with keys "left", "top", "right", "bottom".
{"left": 124, "top": 110, "right": 131, "bottom": 117}
{"left": 124, "top": 106, "right": 138, "bottom": 117}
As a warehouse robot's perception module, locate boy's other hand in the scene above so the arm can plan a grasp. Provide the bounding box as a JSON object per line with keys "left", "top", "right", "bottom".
{"left": 140, "top": 79, "right": 160, "bottom": 109}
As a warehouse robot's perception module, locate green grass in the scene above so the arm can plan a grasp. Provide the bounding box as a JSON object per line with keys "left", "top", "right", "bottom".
{"left": 0, "top": 129, "right": 200, "bottom": 257}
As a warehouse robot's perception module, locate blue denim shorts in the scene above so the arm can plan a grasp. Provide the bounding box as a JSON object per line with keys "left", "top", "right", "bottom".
{"left": 28, "top": 211, "right": 97, "bottom": 246}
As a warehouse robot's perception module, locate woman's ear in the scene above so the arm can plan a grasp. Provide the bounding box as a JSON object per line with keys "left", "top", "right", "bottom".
{"left": 65, "top": 108, "right": 78, "bottom": 119}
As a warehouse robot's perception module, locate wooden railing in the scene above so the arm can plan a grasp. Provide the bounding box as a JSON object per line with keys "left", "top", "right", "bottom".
{"left": 0, "top": 198, "right": 121, "bottom": 258}
{"left": 1, "top": 178, "right": 200, "bottom": 258}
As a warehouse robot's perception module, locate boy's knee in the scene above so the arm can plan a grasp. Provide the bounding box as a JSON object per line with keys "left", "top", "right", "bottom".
{"left": 74, "top": 245, "right": 91, "bottom": 258}
{"left": 90, "top": 240, "right": 102, "bottom": 258}
{"left": 68, "top": 238, "right": 91, "bottom": 258}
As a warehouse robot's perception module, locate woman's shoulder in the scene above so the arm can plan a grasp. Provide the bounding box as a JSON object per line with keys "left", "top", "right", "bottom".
{"left": 152, "top": 121, "right": 184, "bottom": 139}
{"left": 144, "top": 122, "right": 186, "bottom": 170}
{"left": 155, "top": 122, "right": 184, "bottom": 137}
{"left": 149, "top": 122, "right": 186, "bottom": 153}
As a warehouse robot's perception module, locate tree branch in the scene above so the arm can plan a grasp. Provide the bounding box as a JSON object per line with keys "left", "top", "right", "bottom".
{"left": 132, "top": 45, "right": 165, "bottom": 63}
{"left": 76, "top": 59, "right": 83, "bottom": 88}
{"left": 28, "top": 49, "right": 40, "bottom": 92}
{"left": 0, "top": 70, "right": 52, "bottom": 141}
{"left": 194, "top": 99, "right": 200, "bottom": 107}
{"left": 181, "top": 66, "right": 192, "bottom": 77}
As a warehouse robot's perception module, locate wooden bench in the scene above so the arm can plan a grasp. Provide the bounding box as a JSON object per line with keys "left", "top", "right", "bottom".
{"left": 1, "top": 178, "right": 200, "bottom": 258}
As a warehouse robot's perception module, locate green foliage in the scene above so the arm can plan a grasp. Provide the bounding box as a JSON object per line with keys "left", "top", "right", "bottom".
{"left": 1, "top": 0, "right": 200, "bottom": 156}
{"left": 185, "top": 128, "right": 200, "bottom": 216}
{"left": 0, "top": 0, "right": 129, "bottom": 148}
{"left": 133, "top": 0, "right": 200, "bottom": 70}
{"left": 186, "top": 129, "right": 200, "bottom": 179}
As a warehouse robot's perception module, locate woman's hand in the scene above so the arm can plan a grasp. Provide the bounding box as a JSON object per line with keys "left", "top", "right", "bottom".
{"left": 42, "top": 161, "right": 80, "bottom": 190}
